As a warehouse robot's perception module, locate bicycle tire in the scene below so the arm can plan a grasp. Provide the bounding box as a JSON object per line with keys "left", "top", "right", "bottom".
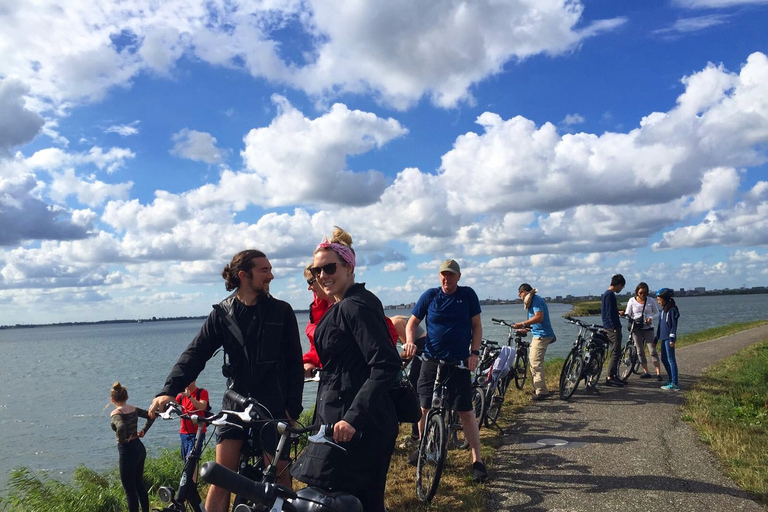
{"left": 484, "top": 378, "right": 506, "bottom": 427}
{"left": 416, "top": 411, "right": 447, "bottom": 503}
{"left": 617, "top": 343, "right": 636, "bottom": 381}
{"left": 584, "top": 351, "right": 605, "bottom": 388}
{"left": 513, "top": 350, "right": 528, "bottom": 390}
{"left": 447, "top": 409, "right": 465, "bottom": 450}
{"left": 559, "top": 351, "right": 583, "bottom": 400}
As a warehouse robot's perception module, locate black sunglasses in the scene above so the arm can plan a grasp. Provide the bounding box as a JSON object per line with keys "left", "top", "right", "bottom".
{"left": 307, "top": 277, "right": 317, "bottom": 286}
{"left": 309, "top": 263, "right": 338, "bottom": 277}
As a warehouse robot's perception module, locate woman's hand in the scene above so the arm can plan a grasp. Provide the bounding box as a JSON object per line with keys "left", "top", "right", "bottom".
{"left": 303, "top": 363, "right": 316, "bottom": 378}
{"left": 333, "top": 420, "right": 356, "bottom": 443}
{"left": 402, "top": 342, "right": 417, "bottom": 359}
{"left": 669, "top": 341, "right": 675, "bottom": 348}
{"left": 137, "top": 429, "right": 145, "bottom": 438}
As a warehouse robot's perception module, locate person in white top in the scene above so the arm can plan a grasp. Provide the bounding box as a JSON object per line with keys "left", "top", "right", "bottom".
{"left": 624, "top": 282, "right": 661, "bottom": 380}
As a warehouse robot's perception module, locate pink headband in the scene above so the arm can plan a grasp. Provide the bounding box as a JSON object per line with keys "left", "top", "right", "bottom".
{"left": 317, "top": 239, "right": 356, "bottom": 270}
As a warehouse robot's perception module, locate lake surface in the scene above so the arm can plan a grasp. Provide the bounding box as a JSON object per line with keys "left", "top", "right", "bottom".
{"left": 1, "top": 294, "right": 766, "bottom": 489}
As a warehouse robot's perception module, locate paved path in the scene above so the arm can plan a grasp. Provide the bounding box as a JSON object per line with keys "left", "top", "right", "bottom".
{"left": 488, "top": 324, "right": 768, "bottom": 511}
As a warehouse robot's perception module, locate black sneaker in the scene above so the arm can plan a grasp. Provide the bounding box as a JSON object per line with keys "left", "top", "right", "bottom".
{"left": 657, "top": 374, "right": 663, "bottom": 382}
{"left": 408, "top": 449, "right": 419, "bottom": 466}
{"left": 472, "top": 461, "right": 488, "bottom": 483}
{"left": 605, "top": 378, "right": 623, "bottom": 387}
{"left": 584, "top": 384, "right": 600, "bottom": 394}
{"left": 639, "top": 373, "right": 652, "bottom": 379}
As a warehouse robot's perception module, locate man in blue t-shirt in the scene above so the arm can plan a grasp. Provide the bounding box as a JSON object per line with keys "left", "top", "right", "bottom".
{"left": 602, "top": 273, "right": 626, "bottom": 387}
{"left": 402, "top": 259, "right": 487, "bottom": 483}
{"left": 512, "top": 283, "right": 556, "bottom": 400}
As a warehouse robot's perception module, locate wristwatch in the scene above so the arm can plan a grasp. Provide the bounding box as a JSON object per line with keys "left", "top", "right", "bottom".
{"left": 470, "top": 350, "right": 480, "bottom": 356}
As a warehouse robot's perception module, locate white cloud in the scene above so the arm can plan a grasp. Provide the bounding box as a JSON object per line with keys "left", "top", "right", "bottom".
{"left": 383, "top": 262, "right": 407, "bottom": 272}
{"left": 294, "top": 1, "right": 625, "bottom": 109}
{"left": 49, "top": 168, "right": 133, "bottom": 207}
{"left": 106, "top": 121, "right": 140, "bottom": 137}
{"left": 0, "top": 79, "right": 45, "bottom": 155}
{"left": 562, "top": 113, "right": 585, "bottom": 126}
{"left": 27, "top": 146, "right": 135, "bottom": 174}
{"left": 654, "top": 15, "right": 730, "bottom": 38}
{"left": 170, "top": 129, "right": 225, "bottom": 164}
{"left": 0, "top": 0, "right": 625, "bottom": 113}
{"left": 240, "top": 95, "right": 408, "bottom": 207}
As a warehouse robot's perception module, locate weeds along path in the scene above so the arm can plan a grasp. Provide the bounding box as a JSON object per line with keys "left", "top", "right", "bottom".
{"left": 487, "top": 324, "right": 768, "bottom": 512}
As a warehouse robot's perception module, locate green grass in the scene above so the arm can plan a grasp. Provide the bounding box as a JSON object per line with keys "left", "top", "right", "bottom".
{"left": 682, "top": 340, "right": 768, "bottom": 505}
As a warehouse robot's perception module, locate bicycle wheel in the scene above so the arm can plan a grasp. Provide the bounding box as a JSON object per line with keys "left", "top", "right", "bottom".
{"left": 484, "top": 377, "right": 507, "bottom": 427}
{"left": 584, "top": 351, "right": 605, "bottom": 388}
{"left": 447, "top": 409, "right": 466, "bottom": 450}
{"left": 513, "top": 351, "right": 528, "bottom": 390}
{"left": 617, "top": 343, "right": 636, "bottom": 382}
{"left": 559, "top": 351, "right": 583, "bottom": 400}
{"left": 416, "top": 411, "right": 447, "bottom": 503}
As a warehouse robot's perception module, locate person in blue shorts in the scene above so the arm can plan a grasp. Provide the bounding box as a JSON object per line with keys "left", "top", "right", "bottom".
{"left": 402, "top": 259, "right": 487, "bottom": 483}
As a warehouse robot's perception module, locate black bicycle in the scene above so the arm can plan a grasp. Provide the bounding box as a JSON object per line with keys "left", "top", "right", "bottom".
{"left": 155, "top": 393, "right": 278, "bottom": 512}
{"left": 155, "top": 403, "right": 212, "bottom": 512}
{"left": 199, "top": 390, "right": 364, "bottom": 512}
{"left": 492, "top": 318, "right": 530, "bottom": 390}
{"left": 617, "top": 319, "right": 643, "bottom": 381}
{"left": 559, "top": 318, "right": 610, "bottom": 400}
{"left": 416, "top": 356, "right": 470, "bottom": 503}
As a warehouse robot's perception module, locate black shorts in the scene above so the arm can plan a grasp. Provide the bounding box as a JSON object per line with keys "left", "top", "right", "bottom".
{"left": 217, "top": 421, "right": 289, "bottom": 460}
{"left": 417, "top": 359, "right": 473, "bottom": 412}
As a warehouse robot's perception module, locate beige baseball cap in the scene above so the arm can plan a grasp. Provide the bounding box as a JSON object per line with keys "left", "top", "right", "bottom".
{"left": 439, "top": 259, "right": 460, "bottom": 274}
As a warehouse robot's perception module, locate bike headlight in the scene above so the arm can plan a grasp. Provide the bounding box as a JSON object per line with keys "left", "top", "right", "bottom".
{"left": 158, "top": 486, "right": 174, "bottom": 504}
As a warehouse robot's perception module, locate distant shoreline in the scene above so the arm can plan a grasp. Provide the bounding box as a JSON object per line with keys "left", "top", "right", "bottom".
{"left": 2, "top": 290, "right": 766, "bottom": 329}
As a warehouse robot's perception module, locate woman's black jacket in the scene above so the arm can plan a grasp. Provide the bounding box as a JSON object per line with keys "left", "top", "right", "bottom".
{"left": 157, "top": 293, "right": 304, "bottom": 421}
{"left": 292, "top": 283, "right": 401, "bottom": 491}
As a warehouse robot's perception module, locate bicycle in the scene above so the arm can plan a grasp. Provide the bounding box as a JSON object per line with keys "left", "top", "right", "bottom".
{"left": 155, "top": 392, "right": 276, "bottom": 512}
{"left": 199, "top": 390, "right": 364, "bottom": 512}
{"left": 617, "top": 319, "right": 643, "bottom": 381}
{"left": 482, "top": 319, "right": 529, "bottom": 427}
{"left": 415, "top": 355, "right": 470, "bottom": 503}
{"left": 559, "top": 318, "right": 610, "bottom": 400}
{"left": 492, "top": 318, "right": 530, "bottom": 390}
{"left": 155, "top": 403, "right": 212, "bottom": 512}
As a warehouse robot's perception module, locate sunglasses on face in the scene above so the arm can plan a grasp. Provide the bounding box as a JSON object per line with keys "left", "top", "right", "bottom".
{"left": 307, "top": 277, "right": 317, "bottom": 286}
{"left": 309, "top": 262, "right": 338, "bottom": 277}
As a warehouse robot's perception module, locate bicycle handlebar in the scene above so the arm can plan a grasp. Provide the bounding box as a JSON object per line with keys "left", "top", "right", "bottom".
{"left": 200, "top": 461, "right": 297, "bottom": 504}
{"left": 417, "top": 353, "right": 469, "bottom": 370}
{"left": 565, "top": 317, "right": 608, "bottom": 333}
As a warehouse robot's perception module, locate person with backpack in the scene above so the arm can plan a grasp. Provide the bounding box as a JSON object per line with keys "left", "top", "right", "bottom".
{"left": 656, "top": 288, "right": 681, "bottom": 390}
{"left": 175, "top": 380, "right": 209, "bottom": 462}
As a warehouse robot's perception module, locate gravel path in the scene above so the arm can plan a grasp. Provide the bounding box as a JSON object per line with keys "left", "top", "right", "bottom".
{"left": 487, "top": 324, "right": 768, "bottom": 511}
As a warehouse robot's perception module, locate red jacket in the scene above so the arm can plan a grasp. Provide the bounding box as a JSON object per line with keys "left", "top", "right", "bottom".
{"left": 302, "top": 295, "right": 398, "bottom": 368}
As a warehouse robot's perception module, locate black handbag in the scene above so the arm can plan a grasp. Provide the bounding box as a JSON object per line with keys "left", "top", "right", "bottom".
{"left": 628, "top": 297, "right": 648, "bottom": 332}
{"left": 390, "top": 379, "right": 421, "bottom": 423}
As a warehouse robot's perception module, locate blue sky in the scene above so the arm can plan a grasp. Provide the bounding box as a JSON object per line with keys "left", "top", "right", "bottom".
{"left": 1, "top": 0, "right": 767, "bottom": 325}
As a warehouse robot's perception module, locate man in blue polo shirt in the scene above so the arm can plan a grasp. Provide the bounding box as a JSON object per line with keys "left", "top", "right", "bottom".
{"left": 402, "top": 259, "right": 487, "bottom": 483}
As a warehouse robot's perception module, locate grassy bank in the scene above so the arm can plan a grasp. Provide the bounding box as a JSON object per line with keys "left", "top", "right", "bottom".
{"left": 682, "top": 340, "right": 768, "bottom": 506}
{"left": 3, "top": 321, "right": 766, "bottom": 511}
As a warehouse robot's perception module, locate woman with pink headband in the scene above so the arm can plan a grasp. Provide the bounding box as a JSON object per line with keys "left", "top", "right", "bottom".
{"left": 292, "top": 227, "right": 401, "bottom": 512}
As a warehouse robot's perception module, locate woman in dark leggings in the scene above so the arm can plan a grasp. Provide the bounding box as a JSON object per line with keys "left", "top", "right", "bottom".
{"left": 109, "top": 382, "right": 155, "bottom": 512}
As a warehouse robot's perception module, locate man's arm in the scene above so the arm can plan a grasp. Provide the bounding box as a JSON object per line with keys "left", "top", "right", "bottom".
{"left": 513, "top": 311, "right": 543, "bottom": 329}
{"left": 468, "top": 313, "right": 482, "bottom": 371}
{"left": 403, "top": 315, "right": 422, "bottom": 358}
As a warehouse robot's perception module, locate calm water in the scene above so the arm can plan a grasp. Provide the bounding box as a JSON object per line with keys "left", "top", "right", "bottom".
{"left": 1, "top": 294, "right": 766, "bottom": 489}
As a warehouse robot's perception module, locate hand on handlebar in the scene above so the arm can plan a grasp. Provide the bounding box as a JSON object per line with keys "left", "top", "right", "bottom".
{"left": 333, "top": 420, "right": 357, "bottom": 444}
{"left": 148, "top": 395, "right": 174, "bottom": 419}
{"left": 402, "top": 342, "right": 417, "bottom": 359}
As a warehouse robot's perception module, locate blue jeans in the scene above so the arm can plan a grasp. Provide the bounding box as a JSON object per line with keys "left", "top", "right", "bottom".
{"left": 660, "top": 339, "right": 678, "bottom": 385}
{"left": 180, "top": 432, "right": 205, "bottom": 461}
